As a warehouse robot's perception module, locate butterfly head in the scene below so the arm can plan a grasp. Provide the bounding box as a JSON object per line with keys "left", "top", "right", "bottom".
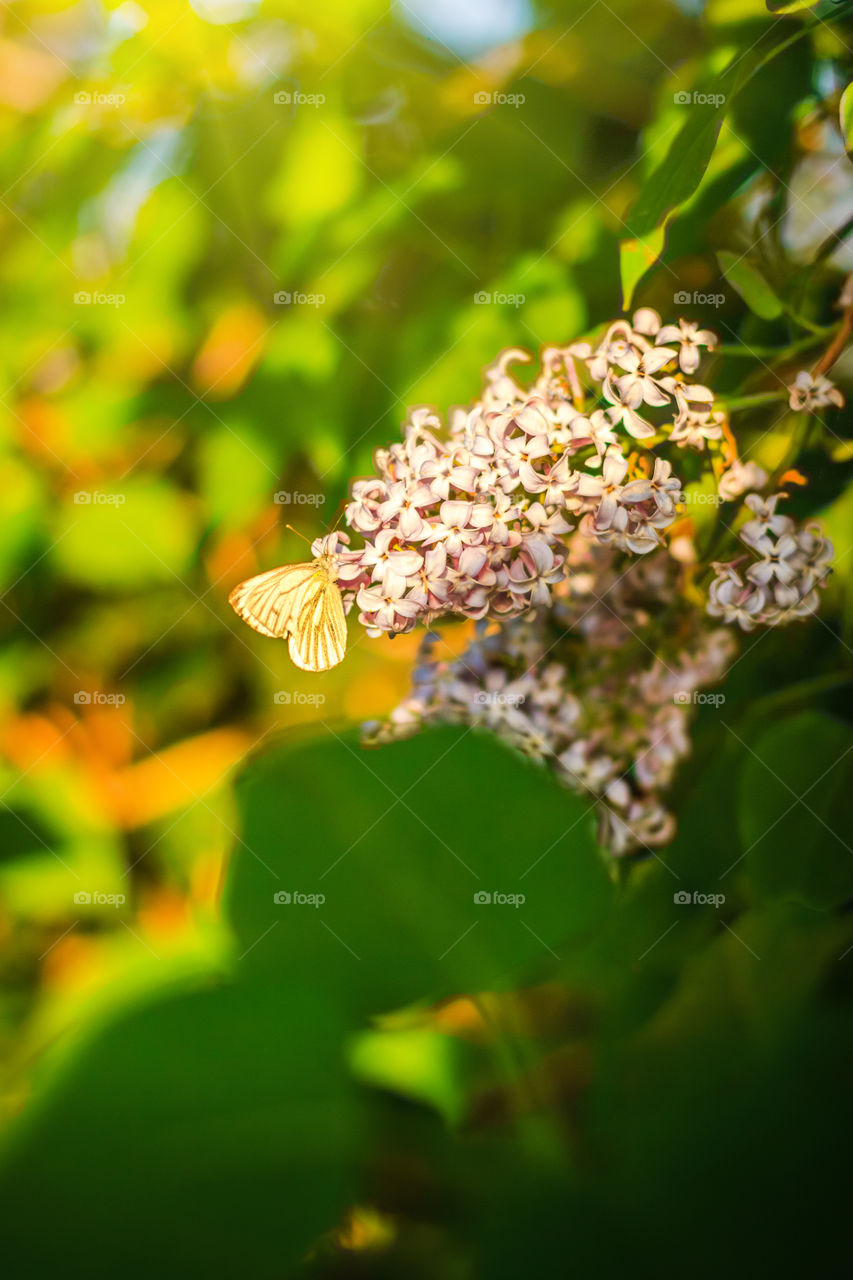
{"left": 311, "top": 530, "right": 349, "bottom": 564}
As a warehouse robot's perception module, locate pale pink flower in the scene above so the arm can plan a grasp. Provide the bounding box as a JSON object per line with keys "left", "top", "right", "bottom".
{"left": 717, "top": 459, "right": 768, "bottom": 501}
{"left": 787, "top": 370, "right": 845, "bottom": 413}
{"left": 707, "top": 566, "right": 766, "bottom": 631}
{"left": 669, "top": 407, "right": 725, "bottom": 450}
{"left": 620, "top": 457, "right": 683, "bottom": 518}
{"left": 656, "top": 319, "right": 717, "bottom": 374}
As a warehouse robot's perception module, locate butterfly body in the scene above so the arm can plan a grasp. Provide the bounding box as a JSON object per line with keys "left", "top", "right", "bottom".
{"left": 228, "top": 551, "right": 347, "bottom": 671}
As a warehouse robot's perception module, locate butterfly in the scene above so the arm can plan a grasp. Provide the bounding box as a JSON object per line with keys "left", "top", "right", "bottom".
{"left": 228, "top": 548, "right": 347, "bottom": 672}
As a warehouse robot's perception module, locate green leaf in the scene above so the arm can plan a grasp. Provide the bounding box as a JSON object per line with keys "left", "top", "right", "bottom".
{"left": 841, "top": 82, "right": 853, "bottom": 157}
{"left": 739, "top": 712, "right": 853, "bottom": 908}
{"left": 717, "top": 250, "right": 783, "bottom": 320}
{"left": 626, "top": 28, "right": 814, "bottom": 238}
{"left": 0, "top": 981, "right": 360, "bottom": 1277}
{"left": 619, "top": 225, "right": 667, "bottom": 311}
{"left": 226, "top": 727, "right": 613, "bottom": 1013}
{"left": 348, "top": 1026, "right": 472, "bottom": 1124}
{"left": 627, "top": 100, "right": 729, "bottom": 238}
{"left": 626, "top": 62, "right": 740, "bottom": 238}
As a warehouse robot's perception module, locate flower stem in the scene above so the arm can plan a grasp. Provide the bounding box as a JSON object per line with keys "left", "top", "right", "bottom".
{"left": 722, "top": 391, "right": 789, "bottom": 411}
{"left": 812, "top": 299, "right": 853, "bottom": 378}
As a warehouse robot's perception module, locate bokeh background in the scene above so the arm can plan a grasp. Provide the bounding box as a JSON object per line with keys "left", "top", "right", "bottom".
{"left": 2, "top": 0, "right": 853, "bottom": 1276}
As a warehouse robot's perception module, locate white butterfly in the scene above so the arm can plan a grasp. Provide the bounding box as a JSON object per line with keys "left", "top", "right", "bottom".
{"left": 228, "top": 549, "right": 346, "bottom": 672}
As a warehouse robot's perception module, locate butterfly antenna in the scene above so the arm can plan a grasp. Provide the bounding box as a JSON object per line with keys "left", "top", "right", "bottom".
{"left": 285, "top": 524, "right": 313, "bottom": 546}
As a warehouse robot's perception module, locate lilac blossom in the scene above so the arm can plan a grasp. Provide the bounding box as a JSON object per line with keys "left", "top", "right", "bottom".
{"left": 316, "top": 311, "right": 835, "bottom": 857}
{"left": 787, "top": 370, "right": 845, "bottom": 412}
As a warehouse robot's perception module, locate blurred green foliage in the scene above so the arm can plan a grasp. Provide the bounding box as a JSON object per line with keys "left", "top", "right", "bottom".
{"left": 1, "top": 0, "right": 853, "bottom": 1275}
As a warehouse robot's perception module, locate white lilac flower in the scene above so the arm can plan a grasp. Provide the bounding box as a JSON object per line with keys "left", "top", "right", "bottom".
{"left": 738, "top": 493, "right": 794, "bottom": 547}
{"left": 360, "top": 528, "right": 423, "bottom": 593}
{"left": 587, "top": 332, "right": 636, "bottom": 382}
{"left": 620, "top": 457, "right": 683, "bottom": 518}
{"left": 610, "top": 346, "right": 677, "bottom": 397}
{"left": 669, "top": 407, "right": 725, "bottom": 450}
{"left": 356, "top": 579, "right": 422, "bottom": 633}
{"left": 658, "top": 373, "right": 715, "bottom": 419}
{"left": 787, "top": 370, "right": 845, "bottom": 413}
{"left": 706, "top": 565, "right": 766, "bottom": 631}
{"left": 655, "top": 319, "right": 717, "bottom": 374}
{"left": 717, "top": 459, "right": 768, "bottom": 501}
{"left": 631, "top": 307, "right": 662, "bottom": 339}
{"left": 518, "top": 454, "right": 578, "bottom": 504}
{"left": 577, "top": 449, "right": 629, "bottom": 529}
{"left": 745, "top": 533, "right": 801, "bottom": 587}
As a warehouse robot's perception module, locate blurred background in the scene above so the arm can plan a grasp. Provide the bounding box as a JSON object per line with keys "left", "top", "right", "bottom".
{"left": 0, "top": 0, "right": 708, "bottom": 1088}
{"left": 2, "top": 1, "right": 853, "bottom": 1275}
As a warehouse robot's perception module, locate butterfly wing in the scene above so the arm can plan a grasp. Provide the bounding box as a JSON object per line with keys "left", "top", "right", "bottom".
{"left": 228, "top": 563, "right": 316, "bottom": 639}
{"left": 288, "top": 573, "right": 347, "bottom": 672}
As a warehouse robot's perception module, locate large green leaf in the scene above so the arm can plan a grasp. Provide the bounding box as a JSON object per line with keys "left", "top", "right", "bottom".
{"left": 717, "top": 250, "right": 783, "bottom": 320}
{"left": 626, "top": 85, "right": 733, "bottom": 238}
{"left": 739, "top": 712, "right": 853, "bottom": 908}
{"left": 226, "top": 727, "right": 612, "bottom": 1012}
{"left": 0, "top": 980, "right": 359, "bottom": 1278}
{"left": 626, "top": 28, "right": 813, "bottom": 237}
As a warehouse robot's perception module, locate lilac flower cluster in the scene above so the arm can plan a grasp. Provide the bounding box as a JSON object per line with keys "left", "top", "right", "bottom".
{"left": 708, "top": 493, "right": 833, "bottom": 630}
{"left": 333, "top": 309, "right": 725, "bottom": 637}
{"left": 321, "top": 313, "right": 837, "bottom": 856}
{"left": 364, "top": 543, "right": 736, "bottom": 856}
